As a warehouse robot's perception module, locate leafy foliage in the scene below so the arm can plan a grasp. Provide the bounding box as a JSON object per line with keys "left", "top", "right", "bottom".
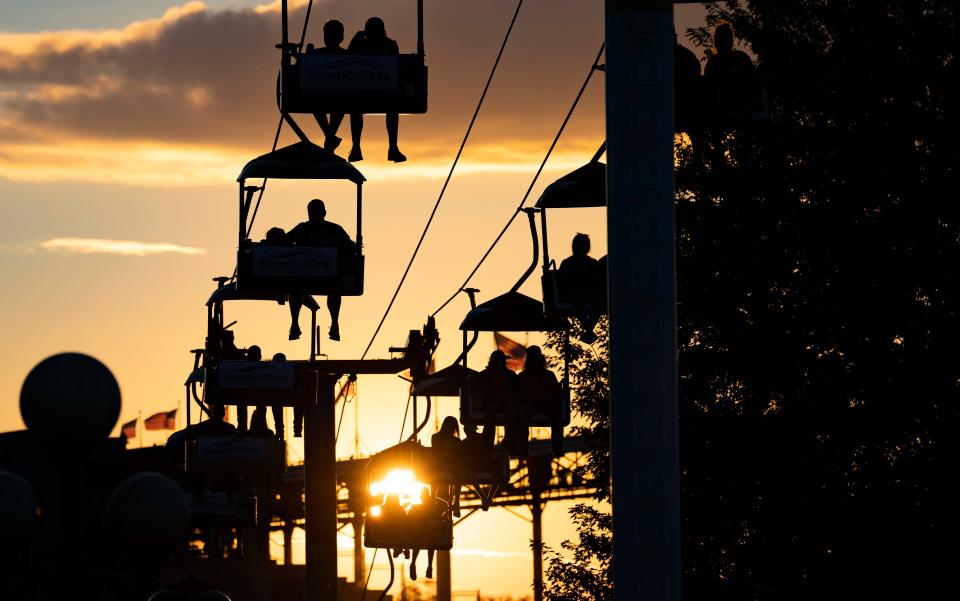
{"left": 545, "top": 0, "right": 960, "bottom": 599}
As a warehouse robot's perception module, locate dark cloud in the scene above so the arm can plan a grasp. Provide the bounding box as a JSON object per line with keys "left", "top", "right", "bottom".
{"left": 0, "top": 1, "right": 611, "bottom": 154}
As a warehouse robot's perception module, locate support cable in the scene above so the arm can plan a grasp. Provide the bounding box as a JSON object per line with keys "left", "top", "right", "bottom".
{"left": 375, "top": 552, "right": 395, "bottom": 601}
{"left": 244, "top": 115, "right": 284, "bottom": 239}
{"left": 298, "top": 0, "right": 315, "bottom": 50}
{"left": 360, "top": 547, "right": 378, "bottom": 601}
{"left": 359, "top": 0, "right": 526, "bottom": 359}
{"left": 430, "top": 41, "right": 606, "bottom": 317}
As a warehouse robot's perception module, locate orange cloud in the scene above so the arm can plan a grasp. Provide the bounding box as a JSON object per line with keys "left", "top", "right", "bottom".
{"left": 0, "top": 0, "right": 608, "bottom": 184}
{"left": 39, "top": 237, "right": 206, "bottom": 256}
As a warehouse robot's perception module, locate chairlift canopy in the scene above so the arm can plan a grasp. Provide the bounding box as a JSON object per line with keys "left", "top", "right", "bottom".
{"left": 412, "top": 364, "right": 478, "bottom": 397}
{"left": 237, "top": 141, "right": 366, "bottom": 184}
{"left": 459, "top": 292, "right": 568, "bottom": 332}
{"left": 535, "top": 161, "right": 606, "bottom": 209}
{"left": 206, "top": 283, "right": 320, "bottom": 312}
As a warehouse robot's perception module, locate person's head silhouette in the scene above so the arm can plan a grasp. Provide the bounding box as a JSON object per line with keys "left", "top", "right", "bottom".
{"left": 439, "top": 416, "right": 460, "bottom": 438}
{"left": 713, "top": 23, "right": 735, "bottom": 54}
{"left": 265, "top": 227, "right": 285, "bottom": 242}
{"left": 307, "top": 198, "right": 327, "bottom": 222}
{"left": 247, "top": 345, "right": 262, "bottom": 361}
{"left": 488, "top": 350, "right": 508, "bottom": 369}
{"left": 525, "top": 345, "right": 545, "bottom": 370}
{"left": 572, "top": 233, "right": 591, "bottom": 257}
{"left": 272, "top": 352, "right": 286, "bottom": 362}
{"left": 323, "top": 20, "right": 344, "bottom": 48}
{"left": 364, "top": 17, "right": 386, "bottom": 39}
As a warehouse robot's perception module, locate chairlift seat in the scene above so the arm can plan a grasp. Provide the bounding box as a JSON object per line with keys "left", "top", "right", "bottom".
{"left": 459, "top": 383, "right": 571, "bottom": 428}
{"left": 186, "top": 491, "right": 257, "bottom": 528}
{"left": 541, "top": 269, "right": 607, "bottom": 320}
{"left": 236, "top": 240, "right": 364, "bottom": 296}
{"left": 235, "top": 141, "right": 366, "bottom": 298}
{"left": 203, "top": 360, "right": 319, "bottom": 408}
{"left": 364, "top": 508, "right": 452, "bottom": 550}
{"left": 281, "top": 53, "right": 427, "bottom": 115}
{"left": 185, "top": 436, "right": 286, "bottom": 477}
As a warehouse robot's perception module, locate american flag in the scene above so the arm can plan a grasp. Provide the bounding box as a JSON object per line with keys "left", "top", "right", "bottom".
{"left": 144, "top": 409, "right": 177, "bottom": 430}
{"left": 121, "top": 418, "right": 137, "bottom": 439}
{"left": 494, "top": 332, "right": 527, "bottom": 372}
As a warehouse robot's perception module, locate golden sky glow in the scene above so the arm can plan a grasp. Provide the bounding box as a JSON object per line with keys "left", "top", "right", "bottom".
{"left": 0, "top": 0, "right": 709, "bottom": 595}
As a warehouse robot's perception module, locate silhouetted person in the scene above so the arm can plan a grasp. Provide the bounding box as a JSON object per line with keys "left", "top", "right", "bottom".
{"left": 431, "top": 416, "right": 462, "bottom": 517}
{"left": 704, "top": 22, "right": 759, "bottom": 125}
{"left": 237, "top": 344, "right": 262, "bottom": 434}
{"left": 285, "top": 198, "right": 351, "bottom": 341}
{"left": 470, "top": 350, "right": 517, "bottom": 432}
{"left": 263, "top": 226, "right": 286, "bottom": 244}
{"left": 247, "top": 405, "right": 274, "bottom": 438}
{"left": 674, "top": 31, "right": 702, "bottom": 131}
{"left": 311, "top": 20, "right": 347, "bottom": 153}
{"left": 517, "top": 346, "right": 563, "bottom": 455}
{"left": 193, "top": 403, "right": 236, "bottom": 437}
{"left": 220, "top": 328, "right": 244, "bottom": 360}
{"left": 559, "top": 233, "right": 601, "bottom": 343}
{"left": 347, "top": 17, "right": 406, "bottom": 163}
{"left": 409, "top": 488, "right": 446, "bottom": 580}
{"left": 270, "top": 352, "right": 287, "bottom": 440}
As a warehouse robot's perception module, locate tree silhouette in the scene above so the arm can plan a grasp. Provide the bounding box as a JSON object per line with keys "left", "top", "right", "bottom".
{"left": 544, "top": 1, "right": 959, "bottom": 599}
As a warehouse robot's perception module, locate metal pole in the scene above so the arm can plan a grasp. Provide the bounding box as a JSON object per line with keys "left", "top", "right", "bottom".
{"left": 283, "top": 523, "right": 294, "bottom": 566}
{"left": 281, "top": 0, "right": 290, "bottom": 65}
{"left": 353, "top": 516, "right": 365, "bottom": 585}
{"left": 305, "top": 375, "right": 339, "bottom": 600}
{"left": 417, "top": 0, "right": 425, "bottom": 59}
{"left": 605, "top": 1, "right": 681, "bottom": 601}
{"left": 531, "top": 490, "right": 544, "bottom": 601}
{"left": 436, "top": 549, "right": 452, "bottom": 601}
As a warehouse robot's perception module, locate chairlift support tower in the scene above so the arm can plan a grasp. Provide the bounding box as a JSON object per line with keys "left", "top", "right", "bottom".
{"left": 605, "top": 1, "right": 681, "bottom": 600}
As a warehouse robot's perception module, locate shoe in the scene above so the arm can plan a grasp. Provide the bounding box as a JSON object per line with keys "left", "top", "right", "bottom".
{"left": 324, "top": 135, "right": 342, "bottom": 153}
{"left": 452, "top": 504, "right": 461, "bottom": 518}
{"left": 425, "top": 566, "right": 433, "bottom": 579}
{"left": 329, "top": 324, "right": 340, "bottom": 341}
{"left": 289, "top": 325, "right": 301, "bottom": 341}
{"left": 348, "top": 147, "right": 363, "bottom": 162}
{"left": 387, "top": 146, "right": 407, "bottom": 162}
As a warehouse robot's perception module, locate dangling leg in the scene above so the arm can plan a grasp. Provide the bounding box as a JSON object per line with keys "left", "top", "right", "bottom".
{"left": 272, "top": 405, "right": 285, "bottom": 440}
{"left": 386, "top": 113, "right": 406, "bottom": 162}
{"left": 425, "top": 549, "right": 435, "bottom": 579}
{"left": 349, "top": 113, "right": 364, "bottom": 162}
{"left": 237, "top": 404, "right": 248, "bottom": 434}
{"left": 410, "top": 549, "right": 419, "bottom": 580}
{"left": 315, "top": 113, "right": 343, "bottom": 152}
{"left": 293, "top": 406, "right": 303, "bottom": 437}
{"left": 288, "top": 295, "right": 302, "bottom": 340}
{"left": 327, "top": 295, "right": 341, "bottom": 341}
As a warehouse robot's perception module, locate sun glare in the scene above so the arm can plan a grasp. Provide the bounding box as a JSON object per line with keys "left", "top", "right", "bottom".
{"left": 368, "top": 469, "right": 429, "bottom": 511}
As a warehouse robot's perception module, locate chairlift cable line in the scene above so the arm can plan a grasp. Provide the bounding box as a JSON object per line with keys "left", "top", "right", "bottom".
{"left": 430, "top": 41, "right": 606, "bottom": 318}
{"left": 244, "top": 0, "right": 312, "bottom": 240}
{"left": 298, "top": 0, "right": 315, "bottom": 51}
{"left": 360, "top": 547, "right": 379, "bottom": 600}
{"left": 359, "top": 0, "right": 526, "bottom": 360}
{"left": 244, "top": 114, "right": 285, "bottom": 240}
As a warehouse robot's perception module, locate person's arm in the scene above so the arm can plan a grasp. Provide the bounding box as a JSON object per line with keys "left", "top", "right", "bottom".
{"left": 348, "top": 31, "right": 365, "bottom": 52}
{"left": 285, "top": 223, "right": 305, "bottom": 244}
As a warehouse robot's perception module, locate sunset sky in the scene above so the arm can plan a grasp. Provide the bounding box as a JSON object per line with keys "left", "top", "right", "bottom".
{"left": 0, "top": 0, "right": 706, "bottom": 595}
